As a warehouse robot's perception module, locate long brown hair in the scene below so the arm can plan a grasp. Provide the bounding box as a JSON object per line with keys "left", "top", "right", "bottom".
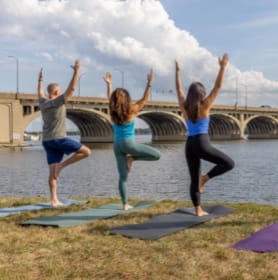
{"left": 184, "top": 82, "right": 206, "bottom": 123}
{"left": 109, "top": 88, "right": 132, "bottom": 125}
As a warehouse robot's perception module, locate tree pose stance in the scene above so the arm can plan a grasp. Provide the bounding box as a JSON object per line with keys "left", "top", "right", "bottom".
{"left": 38, "top": 60, "right": 91, "bottom": 207}
{"left": 104, "top": 70, "right": 160, "bottom": 210}
{"left": 175, "top": 54, "right": 234, "bottom": 216}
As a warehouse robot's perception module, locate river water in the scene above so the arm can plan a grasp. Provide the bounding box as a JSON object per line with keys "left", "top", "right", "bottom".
{"left": 0, "top": 136, "right": 277, "bottom": 206}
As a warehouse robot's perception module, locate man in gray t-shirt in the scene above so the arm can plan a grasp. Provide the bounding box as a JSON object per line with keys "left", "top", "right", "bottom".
{"left": 39, "top": 94, "right": 66, "bottom": 141}
{"left": 38, "top": 60, "right": 91, "bottom": 207}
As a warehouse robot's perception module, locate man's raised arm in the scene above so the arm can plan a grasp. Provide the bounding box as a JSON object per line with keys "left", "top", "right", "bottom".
{"left": 64, "top": 59, "right": 80, "bottom": 102}
{"left": 37, "top": 67, "right": 46, "bottom": 99}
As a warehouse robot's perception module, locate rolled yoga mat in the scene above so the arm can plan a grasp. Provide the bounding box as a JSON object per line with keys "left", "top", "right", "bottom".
{"left": 110, "top": 204, "right": 235, "bottom": 240}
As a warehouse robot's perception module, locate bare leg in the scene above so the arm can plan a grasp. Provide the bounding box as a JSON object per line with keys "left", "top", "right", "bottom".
{"left": 195, "top": 205, "right": 208, "bottom": 217}
{"left": 126, "top": 155, "right": 133, "bottom": 172}
{"left": 49, "top": 164, "right": 64, "bottom": 207}
{"left": 123, "top": 204, "right": 133, "bottom": 211}
{"left": 54, "top": 145, "right": 91, "bottom": 179}
{"left": 199, "top": 174, "right": 209, "bottom": 193}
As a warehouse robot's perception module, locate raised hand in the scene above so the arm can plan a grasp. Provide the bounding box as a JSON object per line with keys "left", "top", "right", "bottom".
{"left": 175, "top": 60, "right": 180, "bottom": 72}
{"left": 147, "top": 69, "right": 153, "bottom": 85}
{"left": 38, "top": 67, "right": 43, "bottom": 81}
{"left": 70, "top": 59, "right": 80, "bottom": 72}
{"left": 219, "top": 53, "right": 229, "bottom": 68}
{"left": 103, "top": 72, "right": 112, "bottom": 84}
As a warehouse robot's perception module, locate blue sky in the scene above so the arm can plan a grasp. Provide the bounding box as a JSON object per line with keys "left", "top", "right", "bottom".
{"left": 0, "top": 0, "right": 278, "bottom": 111}
{"left": 161, "top": 0, "right": 278, "bottom": 81}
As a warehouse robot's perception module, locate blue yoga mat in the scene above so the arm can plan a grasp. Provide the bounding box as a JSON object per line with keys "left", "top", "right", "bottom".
{"left": 21, "top": 201, "right": 155, "bottom": 227}
{"left": 0, "top": 198, "right": 88, "bottom": 217}
{"left": 232, "top": 221, "right": 278, "bottom": 252}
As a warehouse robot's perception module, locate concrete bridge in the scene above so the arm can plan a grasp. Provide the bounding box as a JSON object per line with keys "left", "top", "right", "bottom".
{"left": 1, "top": 92, "right": 278, "bottom": 145}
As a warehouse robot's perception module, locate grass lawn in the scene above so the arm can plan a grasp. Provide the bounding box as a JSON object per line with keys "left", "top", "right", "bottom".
{"left": 0, "top": 197, "right": 277, "bottom": 280}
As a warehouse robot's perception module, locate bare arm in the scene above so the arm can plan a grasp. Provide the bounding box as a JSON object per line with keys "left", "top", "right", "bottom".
{"left": 132, "top": 69, "right": 153, "bottom": 114}
{"left": 37, "top": 68, "right": 46, "bottom": 99}
{"left": 175, "top": 61, "right": 187, "bottom": 117}
{"left": 203, "top": 53, "right": 229, "bottom": 109}
{"left": 64, "top": 60, "right": 80, "bottom": 102}
{"left": 103, "top": 72, "right": 112, "bottom": 99}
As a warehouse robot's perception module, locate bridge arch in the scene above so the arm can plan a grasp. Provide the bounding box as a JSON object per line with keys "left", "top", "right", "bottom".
{"left": 244, "top": 115, "right": 278, "bottom": 139}
{"left": 19, "top": 111, "right": 42, "bottom": 143}
{"left": 66, "top": 107, "right": 113, "bottom": 143}
{"left": 209, "top": 113, "right": 241, "bottom": 140}
{"left": 23, "top": 108, "right": 114, "bottom": 143}
{"left": 23, "top": 112, "right": 42, "bottom": 131}
{"left": 138, "top": 111, "right": 186, "bottom": 141}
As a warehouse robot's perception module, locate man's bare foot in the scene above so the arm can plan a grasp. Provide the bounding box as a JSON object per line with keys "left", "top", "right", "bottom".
{"left": 54, "top": 163, "right": 63, "bottom": 179}
{"left": 52, "top": 200, "right": 65, "bottom": 208}
{"left": 126, "top": 155, "right": 133, "bottom": 172}
{"left": 123, "top": 204, "right": 133, "bottom": 211}
{"left": 199, "top": 175, "right": 209, "bottom": 194}
{"left": 195, "top": 206, "right": 209, "bottom": 216}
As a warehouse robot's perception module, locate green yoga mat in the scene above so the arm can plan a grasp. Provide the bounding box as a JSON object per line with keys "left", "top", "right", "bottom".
{"left": 0, "top": 199, "right": 88, "bottom": 217}
{"left": 21, "top": 201, "right": 155, "bottom": 228}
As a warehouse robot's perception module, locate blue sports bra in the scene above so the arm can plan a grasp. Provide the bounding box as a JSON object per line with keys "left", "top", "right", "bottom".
{"left": 185, "top": 116, "right": 210, "bottom": 136}
{"left": 112, "top": 119, "right": 135, "bottom": 141}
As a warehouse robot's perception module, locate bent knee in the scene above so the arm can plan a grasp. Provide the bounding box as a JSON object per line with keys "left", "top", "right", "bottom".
{"left": 154, "top": 151, "right": 161, "bottom": 160}
{"left": 227, "top": 158, "right": 235, "bottom": 170}
{"left": 81, "top": 146, "right": 91, "bottom": 157}
{"left": 86, "top": 148, "right": 92, "bottom": 157}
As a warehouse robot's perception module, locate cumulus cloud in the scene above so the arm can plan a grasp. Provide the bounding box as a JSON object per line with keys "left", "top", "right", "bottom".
{"left": 0, "top": 0, "right": 277, "bottom": 106}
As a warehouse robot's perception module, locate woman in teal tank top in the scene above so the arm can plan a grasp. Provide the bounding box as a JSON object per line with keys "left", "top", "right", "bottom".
{"left": 175, "top": 54, "right": 234, "bottom": 216}
{"left": 104, "top": 70, "right": 161, "bottom": 210}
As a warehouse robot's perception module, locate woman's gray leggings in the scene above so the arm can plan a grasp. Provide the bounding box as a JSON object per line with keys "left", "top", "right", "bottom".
{"left": 113, "top": 139, "right": 161, "bottom": 205}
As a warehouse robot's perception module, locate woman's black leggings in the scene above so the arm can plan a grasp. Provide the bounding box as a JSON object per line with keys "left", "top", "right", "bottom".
{"left": 185, "top": 134, "right": 235, "bottom": 207}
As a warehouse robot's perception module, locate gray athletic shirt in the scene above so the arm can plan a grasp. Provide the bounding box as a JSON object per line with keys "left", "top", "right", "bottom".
{"left": 39, "top": 94, "right": 67, "bottom": 141}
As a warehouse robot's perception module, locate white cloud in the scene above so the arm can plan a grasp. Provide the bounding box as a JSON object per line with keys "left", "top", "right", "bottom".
{"left": 0, "top": 0, "right": 277, "bottom": 106}
{"left": 37, "top": 52, "right": 53, "bottom": 61}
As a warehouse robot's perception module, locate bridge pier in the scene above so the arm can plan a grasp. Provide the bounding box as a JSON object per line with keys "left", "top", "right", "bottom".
{"left": 0, "top": 98, "right": 25, "bottom": 145}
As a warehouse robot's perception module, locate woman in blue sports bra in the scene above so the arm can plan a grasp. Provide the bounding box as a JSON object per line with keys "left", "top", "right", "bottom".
{"left": 175, "top": 54, "right": 234, "bottom": 216}
{"left": 104, "top": 70, "right": 161, "bottom": 210}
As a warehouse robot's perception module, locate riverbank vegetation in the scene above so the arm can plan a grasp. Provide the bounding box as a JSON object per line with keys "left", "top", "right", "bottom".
{"left": 0, "top": 197, "right": 277, "bottom": 279}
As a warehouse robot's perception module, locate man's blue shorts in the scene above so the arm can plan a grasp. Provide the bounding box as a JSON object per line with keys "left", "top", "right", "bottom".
{"left": 42, "top": 137, "right": 82, "bottom": 164}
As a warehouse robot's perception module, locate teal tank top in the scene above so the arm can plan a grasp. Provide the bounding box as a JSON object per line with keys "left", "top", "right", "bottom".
{"left": 186, "top": 117, "right": 210, "bottom": 136}
{"left": 112, "top": 119, "right": 135, "bottom": 141}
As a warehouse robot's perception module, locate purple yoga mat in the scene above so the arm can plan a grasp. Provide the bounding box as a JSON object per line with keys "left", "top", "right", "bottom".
{"left": 232, "top": 221, "right": 278, "bottom": 252}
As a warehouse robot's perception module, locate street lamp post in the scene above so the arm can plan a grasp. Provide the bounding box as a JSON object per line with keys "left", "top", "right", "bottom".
{"left": 114, "top": 68, "right": 124, "bottom": 88}
{"left": 8, "top": 56, "right": 19, "bottom": 98}
{"left": 244, "top": 85, "right": 248, "bottom": 109}
{"left": 235, "top": 77, "right": 239, "bottom": 109}
{"left": 237, "top": 82, "right": 248, "bottom": 109}
{"left": 78, "top": 72, "right": 86, "bottom": 97}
